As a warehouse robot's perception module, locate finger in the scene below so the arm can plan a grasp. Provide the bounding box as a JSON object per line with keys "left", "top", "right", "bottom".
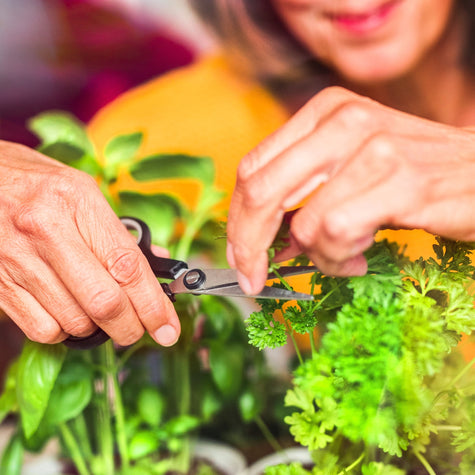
{"left": 0, "top": 237, "right": 97, "bottom": 338}
{"left": 103, "top": 245, "right": 180, "bottom": 347}
{"left": 0, "top": 283, "right": 66, "bottom": 344}
{"left": 289, "top": 139, "right": 400, "bottom": 265}
{"left": 227, "top": 99, "right": 383, "bottom": 292}
{"left": 237, "top": 86, "right": 356, "bottom": 179}
{"left": 65, "top": 212, "right": 179, "bottom": 347}
{"left": 17, "top": 261, "right": 98, "bottom": 338}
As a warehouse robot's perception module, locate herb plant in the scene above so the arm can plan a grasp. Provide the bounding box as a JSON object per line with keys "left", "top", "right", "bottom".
{"left": 0, "top": 112, "right": 272, "bottom": 475}
{"left": 247, "top": 237, "right": 475, "bottom": 474}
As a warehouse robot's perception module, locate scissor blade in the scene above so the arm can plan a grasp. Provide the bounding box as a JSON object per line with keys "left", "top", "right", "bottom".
{"left": 268, "top": 266, "right": 317, "bottom": 279}
{"left": 185, "top": 285, "right": 314, "bottom": 301}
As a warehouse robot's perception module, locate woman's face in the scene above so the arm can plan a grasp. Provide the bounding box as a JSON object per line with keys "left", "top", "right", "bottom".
{"left": 271, "top": 0, "right": 457, "bottom": 83}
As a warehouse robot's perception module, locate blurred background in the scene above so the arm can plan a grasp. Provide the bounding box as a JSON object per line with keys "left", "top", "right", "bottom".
{"left": 0, "top": 0, "right": 215, "bottom": 146}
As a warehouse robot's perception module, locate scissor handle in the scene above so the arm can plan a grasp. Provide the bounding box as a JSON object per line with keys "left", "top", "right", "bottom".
{"left": 63, "top": 216, "right": 185, "bottom": 349}
{"left": 120, "top": 217, "right": 188, "bottom": 279}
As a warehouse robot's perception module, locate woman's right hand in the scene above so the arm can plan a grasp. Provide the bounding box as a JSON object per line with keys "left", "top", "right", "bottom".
{"left": 0, "top": 140, "right": 180, "bottom": 347}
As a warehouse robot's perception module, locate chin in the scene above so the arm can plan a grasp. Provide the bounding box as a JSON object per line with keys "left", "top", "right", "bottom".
{"left": 331, "top": 51, "right": 420, "bottom": 85}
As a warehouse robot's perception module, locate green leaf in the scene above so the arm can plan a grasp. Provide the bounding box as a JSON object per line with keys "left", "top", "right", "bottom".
{"left": 41, "top": 359, "right": 93, "bottom": 427}
{"left": 38, "top": 142, "right": 85, "bottom": 163}
{"left": 137, "top": 386, "right": 165, "bottom": 428}
{"left": 28, "top": 112, "right": 93, "bottom": 156}
{"left": 209, "top": 343, "right": 244, "bottom": 398}
{"left": 130, "top": 154, "right": 215, "bottom": 186}
{"left": 128, "top": 430, "right": 159, "bottom": 461}
{"left": 117, "top": 191, "right": 182, "bottom": 247}
{"left": 245, "top": 310, "right": 287, "bottom": 350}
{"left": 239, "top": 387, "right": 262, "bottom": 422}
{"left": 0, "top": 361, "right": 19, "bottom": 425}
{"left": 164, "top": 414, "right": 200, "bottom": 436}
{"left": 0, "top": 432, "right": 23, "bottom": 475}
{"left": 104, "top": 132, "right": 143, "bottom": 182}
{"left": 16, "top": 341, "right": 67, "bottom": 438}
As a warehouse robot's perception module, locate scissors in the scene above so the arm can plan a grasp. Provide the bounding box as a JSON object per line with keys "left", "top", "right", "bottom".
{"left": 64, "top": 217, "right": 316, "bottom": 349}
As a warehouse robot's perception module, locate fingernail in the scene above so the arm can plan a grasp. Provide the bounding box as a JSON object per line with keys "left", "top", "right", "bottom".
{"left": 226, "top": 241, "right": 236, "bottom": 268}
{"left": 237, "top": 271, "right": 254, "bottom": 295}
{"left": 154, "top": 324, "right": 179, "bottom": 346}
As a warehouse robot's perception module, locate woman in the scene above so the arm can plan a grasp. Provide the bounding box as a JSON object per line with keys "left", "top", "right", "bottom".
{"left": 187, "top": 0, "right": 475, "bottom": 294}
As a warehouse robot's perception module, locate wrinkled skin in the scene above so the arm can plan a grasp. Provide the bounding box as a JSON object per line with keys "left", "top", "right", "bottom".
{"left": 226, "top": 0, "right": 475, "bottom": 293}
{"left": 227, "top": 87, "right": 475, "bottom": 293}
{"left": 0, "top": 140, "right": 180, "bottom": 346}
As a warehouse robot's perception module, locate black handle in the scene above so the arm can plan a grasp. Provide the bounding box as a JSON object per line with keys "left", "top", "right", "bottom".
{"left": 63, "top": 217, "right": 183, "bottom": 349}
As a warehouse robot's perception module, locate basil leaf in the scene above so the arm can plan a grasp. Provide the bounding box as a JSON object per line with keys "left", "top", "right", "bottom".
{"left": 104, "top": 132, "right": 143, "bottom": 182}
{"left": 118, "top": 191, "right": 182, "bottom": 247}
{"left": 28, "top": 112, "right": 93, "bottom": 156}
{"left": 16, "top": 341, "right": 67, "bottom": 438}
{"left": 41, "top": 359, "right": 93, "bottom": 427}
{"left": 0, "top": 361, "right": 19, "bottom": 425}
{"left": 209, "top": 342, "right": 244, "bottom": 398}
{"left": 130, "top": 154, "right": 215, "bottom": 186}
{"left": 0, "top": 432, "right": 23, "bottom": 475}
{"left": 137, "top": 386, "right": 165, "bottom": 428}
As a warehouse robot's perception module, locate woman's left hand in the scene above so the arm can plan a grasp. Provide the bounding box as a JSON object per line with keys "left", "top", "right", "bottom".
{"left": 226, "top": 86, "right": 475, "bottom": 294}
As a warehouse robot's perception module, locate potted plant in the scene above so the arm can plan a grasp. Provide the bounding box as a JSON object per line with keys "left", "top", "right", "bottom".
{"left": 244, "top": 234, "right": 475, "bottom": 474}
{"left": 0, "top": 112, "right": 284, "bottom": 475}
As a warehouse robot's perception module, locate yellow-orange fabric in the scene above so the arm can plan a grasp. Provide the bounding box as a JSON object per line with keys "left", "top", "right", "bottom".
{"left": 88, "top": 54, "right": 436, "bottom": 258}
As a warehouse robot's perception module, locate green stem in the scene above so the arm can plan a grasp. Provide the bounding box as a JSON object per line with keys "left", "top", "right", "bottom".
{"left": 413, "top": 450, "right": 436, "bottom": 475}
{"left": 105, "top": 341, "right": 130, "bottom": 470}
{"left": 254, "top": 415, "right": 284, "bottom": 455}
{"left": 309, "top": 330, "right": 317, "bottom": 356}
{"left": 284, "top": 318, "right": 303, "bottom": 365}
{"left": 338, "top": 451, "right": 364, "bottom": 474}
{"left": 434, "top": 425, "right": 462, "bottom": 431}
{"left": 447, "top": 355, "right": 475, "bottom": 388}
{"left": 72, "top": 414, "right": 94, "bottom": 461}
{"left": 98, "top": 345, "right": 115, "bottom": 475}
{"left": 60, "top": 423, "right": 91, "bottom": 475}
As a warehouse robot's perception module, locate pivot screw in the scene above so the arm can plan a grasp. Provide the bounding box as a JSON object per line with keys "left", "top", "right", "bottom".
{"left": 183, "top": 269, "right": 206, "bottom": 290}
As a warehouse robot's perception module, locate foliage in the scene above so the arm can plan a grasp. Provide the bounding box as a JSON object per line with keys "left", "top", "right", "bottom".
{"left": 0, "top": 112, "right": 273, "bottom": 474}
{"left": 246, "top": 234, "right": 475, "bottom": 474}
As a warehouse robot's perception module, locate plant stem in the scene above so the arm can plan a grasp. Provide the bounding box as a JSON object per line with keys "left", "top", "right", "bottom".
{"left": 98, "top": 344, "right": 115, "bottom": 475}
{"left": 284, "top": 318, "right": 303, "bottom": 365}
{"left": 60, "top": 422, "right": 91, "bottom": 475}
{"left": 254, "top": 415, "right": 284, "bottom": 455}
{"left": 447, "top": 355, "right": 475, "bottom": 388}
{"left": 72, "top": 414, "right": 94, "bottom": 461}
{"left": 413, "top": 450, "right": 436, "bottom": 475}
{"left": 435, "top": 425, "right": 462, "bottom": 431}
{"left": 105, "top": 341, "right": 130, "bottom": 471}
{"left": 338, "top": 451, "right": 364, "bottom": 474}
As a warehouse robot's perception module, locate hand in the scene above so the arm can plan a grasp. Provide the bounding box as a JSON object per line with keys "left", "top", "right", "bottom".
{"left": 226, "top": 86, "right": 475, "bottom": 293}
{"left": 0, "top": 140, "right": 180, "bottom": 346}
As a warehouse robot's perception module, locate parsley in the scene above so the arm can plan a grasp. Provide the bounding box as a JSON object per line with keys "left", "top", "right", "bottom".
{"left": 246, "top": 237, "right": 475, "bottom": 473}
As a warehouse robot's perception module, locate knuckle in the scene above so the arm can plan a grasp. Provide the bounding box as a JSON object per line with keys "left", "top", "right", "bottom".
{"left": 14, "top": 205, "right": 54, "bottom": 239}
{"left": 87, "top": 286, "right": 126, "bottom": 323}
{"left": 26, "top": 324, "right": 63, "bottom": 344}
{"left": 106, "top": 248, "right": 143, "bottom": 285}
{"left": 335, "top": 100, "right": 373, "bottom": 129}
{"left": 290, "top": 216, "right": 316, "bottom": 251}
{"left": 366, "top": 132, "right": 397, "bottom": 160}
{"left": 60, "top": 316, "right": 96, "bottom": 337}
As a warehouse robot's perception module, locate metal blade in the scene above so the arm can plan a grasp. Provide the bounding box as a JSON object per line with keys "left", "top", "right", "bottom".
{"left": 185, "top": 285, "right": 314, "bottom": 300}
{"left": 267, "top": 266, "right": 317, "bottom": 280}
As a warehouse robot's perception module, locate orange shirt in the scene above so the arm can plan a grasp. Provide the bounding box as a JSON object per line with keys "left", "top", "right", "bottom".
{"left": 88, "top": 54, "right": 436, "bottom": 260}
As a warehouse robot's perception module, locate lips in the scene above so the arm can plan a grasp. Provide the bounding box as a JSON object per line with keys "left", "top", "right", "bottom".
{"left": 326, "top": 0, "right": 402, "bottom": 35}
